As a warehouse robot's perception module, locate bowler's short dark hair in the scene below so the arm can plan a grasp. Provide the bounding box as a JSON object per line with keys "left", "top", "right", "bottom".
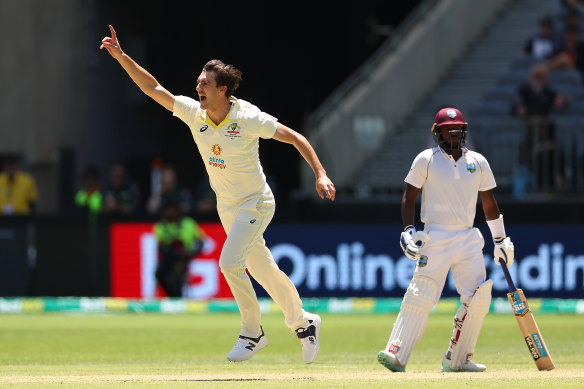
{"left": 203, "top": 59, "right": 242, "bottom": 97}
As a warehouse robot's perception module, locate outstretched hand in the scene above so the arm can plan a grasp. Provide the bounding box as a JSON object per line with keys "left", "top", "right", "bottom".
{"left": 100, "top": 25, "right": 123, "bottom": 59}
{"left": 316, "top": 176, "right": 336, "bottom": 201}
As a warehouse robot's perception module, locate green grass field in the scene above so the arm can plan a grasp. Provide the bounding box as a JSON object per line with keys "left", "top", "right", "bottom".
{"left": 0, "top": 312, "right": 582, "bottom": 388}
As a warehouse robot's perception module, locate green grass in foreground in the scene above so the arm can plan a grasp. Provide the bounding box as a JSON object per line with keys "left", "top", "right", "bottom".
{"left": 0, "top": 312, "right": 582, "bottom": 388}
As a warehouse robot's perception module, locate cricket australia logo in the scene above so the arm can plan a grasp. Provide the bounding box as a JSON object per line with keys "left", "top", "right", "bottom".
{"left": 226, "top": 122, "right": 242, "bottom": 139}
{"left": 209, "top": 144, "right": 226, "bottom": 169}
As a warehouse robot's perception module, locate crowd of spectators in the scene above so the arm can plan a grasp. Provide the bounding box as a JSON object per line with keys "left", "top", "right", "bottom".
{"left": 510, "top": 0, "right": 584, "bottom": 195}
{"left": 73, "top": 159, "right": 216, "bottom": 222}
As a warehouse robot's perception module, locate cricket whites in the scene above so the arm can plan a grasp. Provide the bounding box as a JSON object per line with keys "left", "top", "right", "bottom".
{"left": 501, "top": 262, "right": 555, "bottom": 371}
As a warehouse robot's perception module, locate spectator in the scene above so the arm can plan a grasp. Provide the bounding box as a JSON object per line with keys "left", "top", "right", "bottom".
{"left": 0, "top": 156, "right": 39, "bottom": 215}
{"left": 102, "top": 163, "right": 141, "bottom": 217}
{"left": 146, "top": 163, "right": 193, "bottom": 216}
{"left": 154, "top": 199, "right": 205, "bottom": 297}
{"left": 74, "top": 166, "right": 102, "bottom": 218}
{"left": 522, "top": 16, "right": 559, "bottom": 60}
{"left": 512, "top": 65, "right": 570, "bottom": 194}
{"left": 546, "top": 23, "right": 584, "bottom": 79}
{"left": 512, "top": 65, "right": 570, "bottom": 117}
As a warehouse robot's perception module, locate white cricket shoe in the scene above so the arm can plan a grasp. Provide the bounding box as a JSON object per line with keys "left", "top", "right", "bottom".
{"left": 226, "top": 327, "right": 267, "bottom": 362}
{"left": 295, "top": 313, "right": 321, "bottom": 364}
{"left": 441, "top": 356, "right": 486, "bottom": 372}
{"left": 377, "top": 350, "right": 406, "bottom": 372}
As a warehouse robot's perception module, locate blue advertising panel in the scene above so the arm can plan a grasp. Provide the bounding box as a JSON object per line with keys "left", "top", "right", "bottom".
{"left": 251, "top": 224, "right": 584, "bottom": 299}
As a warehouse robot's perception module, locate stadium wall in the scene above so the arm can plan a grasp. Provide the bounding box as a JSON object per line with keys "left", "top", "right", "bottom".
{"left": 2, "top": 216, "right": 583, "bottom": 299}
{"left": 304, "top": 0, "right": 512, "bottom": 191}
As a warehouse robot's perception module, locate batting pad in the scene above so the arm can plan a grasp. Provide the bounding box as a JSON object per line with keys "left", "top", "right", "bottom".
{"left": 386, "top": 275, "right": 438, "bottom": 366}
{"left": 449, "top": 279, "right": 493, "bottom": 369}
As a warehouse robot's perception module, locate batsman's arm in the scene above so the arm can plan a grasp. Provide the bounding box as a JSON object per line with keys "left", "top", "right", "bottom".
{"left": 272, "top": 124, "right": 335, "bottom": 201}
{"left": 481, "top": 189, "right": 515, "bottom": 267}
{"left": 480, "top": 189, "right": 501, "bottom": 222}
{"left": 401, "top": 184, "right": 420, "bottom": 228}
{"left": 100, "top": 25, "right": 175, "bottom": 112}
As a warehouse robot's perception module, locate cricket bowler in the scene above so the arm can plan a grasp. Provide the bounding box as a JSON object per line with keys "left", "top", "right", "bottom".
{"left": 100, "top": 25, "right": 335, "bottom": 364}
{"left": 377, "top": 108, "right": 515, "bottom": 372}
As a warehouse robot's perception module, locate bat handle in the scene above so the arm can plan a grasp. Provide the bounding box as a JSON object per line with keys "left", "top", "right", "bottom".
{"left": 500, "top": 260, "right": 517, "bottom": 292}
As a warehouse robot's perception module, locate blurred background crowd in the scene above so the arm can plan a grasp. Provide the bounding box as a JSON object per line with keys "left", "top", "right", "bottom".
{"left": 1, "top": 0, "right": 584, "bottom": 298}
{"left": 4, "top": 0, "right": 584, "bottom": 222}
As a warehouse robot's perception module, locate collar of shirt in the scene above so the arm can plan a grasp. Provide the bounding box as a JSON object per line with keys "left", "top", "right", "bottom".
{"left": 200, "top": 97, "right": 240, "bottom": 129}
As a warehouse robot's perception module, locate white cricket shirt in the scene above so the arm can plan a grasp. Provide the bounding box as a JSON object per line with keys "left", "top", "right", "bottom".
{"left": 173, "top": 96, "right": 278, "bottom": 202}
{"left": 404, "top": 147, "right": 496, "bottom": 228}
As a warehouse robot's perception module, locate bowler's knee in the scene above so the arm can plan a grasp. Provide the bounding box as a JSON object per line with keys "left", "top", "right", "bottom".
{"left": 219, "top": 255, "right": 246, "bottom": 277}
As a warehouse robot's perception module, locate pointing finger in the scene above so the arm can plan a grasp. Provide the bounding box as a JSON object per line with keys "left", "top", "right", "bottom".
{"left": 109, "top": 25, "right": 117, "bottom": 40}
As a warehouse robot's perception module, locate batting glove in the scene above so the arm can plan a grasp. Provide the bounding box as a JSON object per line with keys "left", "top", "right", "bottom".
{"left": 400, "top": 226, "right": 429, "bottom": 260}
{"left": 494, "top": 237, "right": 515, "bottom": 267}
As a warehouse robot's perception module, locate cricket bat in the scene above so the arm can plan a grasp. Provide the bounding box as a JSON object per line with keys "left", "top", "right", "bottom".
{"left": 501, "top": 262, "right": 555, "bottom": 370}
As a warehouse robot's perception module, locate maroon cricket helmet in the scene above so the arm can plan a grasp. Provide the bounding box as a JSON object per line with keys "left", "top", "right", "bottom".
{"left": 433, "top": 108, "right": 468, "bottom": 128}
{"left": 431, "top": 108, "right": 468, "bottom": 148}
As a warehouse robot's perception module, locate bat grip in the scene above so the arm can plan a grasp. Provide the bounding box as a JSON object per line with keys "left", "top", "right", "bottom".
{"left": 500, "top": 261, "right": 517, "bottom": 292}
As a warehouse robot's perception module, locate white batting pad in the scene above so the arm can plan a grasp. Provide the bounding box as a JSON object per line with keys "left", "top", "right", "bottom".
{"left": 385, "top": 275, "right": 438, "bottom": 366}
{"left": 449, "top": 279, "right": 493, "bottom": 369}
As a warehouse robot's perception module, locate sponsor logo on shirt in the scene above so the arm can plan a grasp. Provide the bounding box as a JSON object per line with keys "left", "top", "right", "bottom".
{"left": 209, "top": 144, "right": 226, "bottom": 169}
{"left": 199, "top": 125, "right": 208, "bottom": 132}
{"left": 226, "top": 122, "right": 242, "bottom": 139}
{"left": 211, "top": 144, "right": 222, "bottom": 155}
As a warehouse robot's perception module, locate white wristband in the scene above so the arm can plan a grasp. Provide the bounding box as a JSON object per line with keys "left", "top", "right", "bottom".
{"left": 486, "top": 214, "right": 506, "bottom": 242}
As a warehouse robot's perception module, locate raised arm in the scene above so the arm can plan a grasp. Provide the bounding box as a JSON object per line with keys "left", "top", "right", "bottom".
{"left": 272, "top": 124, "right": 335, "bottom": 201}
{"left": 100, "top": 25, "right": 175, "bottom": 112}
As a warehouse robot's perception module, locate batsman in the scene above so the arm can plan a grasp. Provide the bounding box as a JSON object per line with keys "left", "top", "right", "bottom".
{"left": 378, "top": 108, "right": 515, "bottom": 372}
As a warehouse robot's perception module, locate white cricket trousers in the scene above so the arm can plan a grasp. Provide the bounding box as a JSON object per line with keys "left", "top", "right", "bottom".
{"left": 417, "top": 224, "right": 487, "bottom": 305}
{"left": 217, "top": 192, "right": 308, "bottom": 338}
{"left": 384, "top": 224, "right": 487, "bottom": 365}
